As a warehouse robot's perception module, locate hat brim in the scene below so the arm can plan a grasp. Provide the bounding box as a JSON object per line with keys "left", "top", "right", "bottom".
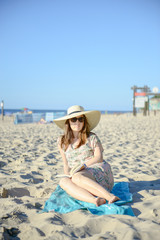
{"left": 54, "top": 110, "right": 101, "bottom": 131}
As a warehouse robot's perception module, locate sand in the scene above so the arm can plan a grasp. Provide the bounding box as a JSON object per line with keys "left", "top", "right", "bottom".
{"left": 0, "top": 113, "right": 160, "bottom": 239}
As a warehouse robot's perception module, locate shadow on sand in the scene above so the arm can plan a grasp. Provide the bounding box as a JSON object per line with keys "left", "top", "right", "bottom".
{"left": 128, "top": 179, "right": 160, "bottom": 216}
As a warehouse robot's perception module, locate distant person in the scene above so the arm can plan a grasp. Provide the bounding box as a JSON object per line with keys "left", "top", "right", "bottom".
{"left": 54, "top": 105, "right": 120, "bottom": 206}
{"left": 38, "top": 118, "right": 46, "bottom": 124}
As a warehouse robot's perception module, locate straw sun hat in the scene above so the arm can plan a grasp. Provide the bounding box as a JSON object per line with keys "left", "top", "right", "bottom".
{"left": 54, "top": 105, "right": 101, "bottom": 131}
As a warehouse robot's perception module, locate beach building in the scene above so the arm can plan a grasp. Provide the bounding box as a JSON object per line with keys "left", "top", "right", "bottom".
{"left": 149, "top": 96, "right": 160, "bottom": 111}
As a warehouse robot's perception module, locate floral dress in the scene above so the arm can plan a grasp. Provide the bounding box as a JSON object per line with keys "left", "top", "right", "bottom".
{"left": 59, "top": 132, "right": 114, "bottom": 191}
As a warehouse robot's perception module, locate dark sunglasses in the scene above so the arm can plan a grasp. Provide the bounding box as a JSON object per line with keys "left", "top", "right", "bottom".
{"left": 70, "top": 117, "right": 84, "bottom": 123}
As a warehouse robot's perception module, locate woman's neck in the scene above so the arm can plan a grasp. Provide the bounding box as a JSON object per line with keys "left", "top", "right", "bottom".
{"left": 72, "top": 132, "right": 79, "bottom": 139}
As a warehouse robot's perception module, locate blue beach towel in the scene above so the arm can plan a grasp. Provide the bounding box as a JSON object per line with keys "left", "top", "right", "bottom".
{"left": 41, "top": 182, "right": 134, "bottom": 216}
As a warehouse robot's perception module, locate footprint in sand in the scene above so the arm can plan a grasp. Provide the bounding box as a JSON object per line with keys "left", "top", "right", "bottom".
{"left": 0, "top": 161, "right": 7, "bottom": 168}
{"left": 0, "top": 187, "right": 30, "bottom": 198}
{"left": 20, "top": 173, "right": 44, "bottom": 184}
{"left": 152, "top": 209, "right": 159, "bottom": 217}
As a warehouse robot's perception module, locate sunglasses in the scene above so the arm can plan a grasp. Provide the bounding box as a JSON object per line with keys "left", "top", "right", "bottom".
{"left": 70, "top": 117, "right": 84, "bottom": 123}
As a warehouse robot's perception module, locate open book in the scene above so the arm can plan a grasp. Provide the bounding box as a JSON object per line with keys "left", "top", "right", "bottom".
{"left": 57, "top": 163, "right": 86, "bottom": 178}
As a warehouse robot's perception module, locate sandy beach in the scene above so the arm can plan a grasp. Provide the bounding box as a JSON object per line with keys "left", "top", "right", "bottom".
{"left": 0, "top": 113, "right": 160, "bottom": 240}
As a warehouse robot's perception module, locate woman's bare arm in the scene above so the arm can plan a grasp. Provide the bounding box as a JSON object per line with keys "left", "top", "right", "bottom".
{"left": 58, "top": 144, "right": 70, "bottom": 174}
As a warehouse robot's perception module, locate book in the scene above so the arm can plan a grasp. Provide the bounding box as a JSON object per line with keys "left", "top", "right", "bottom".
{"left": 57, "top": 163, "right": 86, "bottom": 178}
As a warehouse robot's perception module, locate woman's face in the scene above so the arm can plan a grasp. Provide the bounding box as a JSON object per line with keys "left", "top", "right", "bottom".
{"left": 69, "top": 115, "right": 84, "bottom": 133}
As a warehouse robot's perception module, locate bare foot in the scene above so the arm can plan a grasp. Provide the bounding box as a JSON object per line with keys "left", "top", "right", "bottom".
{"left": 108, "top": 196, "right": 120, "bottom": 204}
{"left": 95, "top": 197, "right": 106, "bottom": 207}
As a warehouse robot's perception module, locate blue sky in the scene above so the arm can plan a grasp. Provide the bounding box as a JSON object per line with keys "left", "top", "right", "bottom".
{"left": 0, "top": 0, "right": 159, "bottom": 111}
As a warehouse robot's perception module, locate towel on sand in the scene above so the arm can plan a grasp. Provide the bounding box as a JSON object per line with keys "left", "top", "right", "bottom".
{"left": 41, "top": 182, "right": 134, "bottom": 216}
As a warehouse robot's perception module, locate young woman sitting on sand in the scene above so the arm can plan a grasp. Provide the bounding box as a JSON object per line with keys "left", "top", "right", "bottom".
{"left": 54, "top": 105, "right": 120, "bottom": 206}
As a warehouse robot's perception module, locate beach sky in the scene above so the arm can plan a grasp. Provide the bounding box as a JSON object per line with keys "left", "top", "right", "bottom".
{"left": 0, "top": 0, "right": 159, "bottom": 111}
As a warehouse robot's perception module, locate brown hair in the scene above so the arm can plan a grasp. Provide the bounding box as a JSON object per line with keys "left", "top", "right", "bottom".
{"left": 60, "top": 115, "right": 90, "bottom": 151}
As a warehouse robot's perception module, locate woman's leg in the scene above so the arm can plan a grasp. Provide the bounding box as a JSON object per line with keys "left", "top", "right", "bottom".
{"left": 59, "top": 177, "right": 106, "bottom": 206}
{"left": 71, "top": 170, "right": 120, "bottom": 204}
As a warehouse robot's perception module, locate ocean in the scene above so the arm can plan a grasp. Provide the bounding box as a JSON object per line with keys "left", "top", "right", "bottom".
{"left": 0, "top": 109, "right": 131, "bottom": 116}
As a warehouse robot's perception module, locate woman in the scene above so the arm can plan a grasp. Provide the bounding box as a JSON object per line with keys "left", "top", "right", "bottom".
{"left": 54, "top": 105, "right": 119, "bottom": 207}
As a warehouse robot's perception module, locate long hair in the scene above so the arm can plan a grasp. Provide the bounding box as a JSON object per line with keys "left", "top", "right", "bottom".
{"left": 60, "top": 115, "right": 90, "bottom": 151}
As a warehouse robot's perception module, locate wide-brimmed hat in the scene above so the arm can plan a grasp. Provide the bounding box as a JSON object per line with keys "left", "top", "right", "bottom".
{"left": 54, "top": 105, "right": 101, "bottom": 131}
